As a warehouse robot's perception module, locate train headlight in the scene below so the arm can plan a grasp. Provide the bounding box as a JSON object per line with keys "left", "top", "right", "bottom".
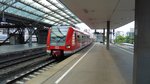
{"left": 66, "top": 45, "right": 71, "bottom": 48}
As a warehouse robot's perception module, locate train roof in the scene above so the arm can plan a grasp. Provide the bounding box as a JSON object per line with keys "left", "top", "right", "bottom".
{"left": 51, "top": 25, "right": 91, "bottom": 35}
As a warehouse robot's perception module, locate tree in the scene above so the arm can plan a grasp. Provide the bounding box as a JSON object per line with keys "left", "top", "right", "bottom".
{"left": 125, "top": 36, "right": 134, "bottom": 44}
{"left": 114, "top": 35, "right": 125, "bottom": 44}
{"left": 125, "top": 36, "right": 130, "bottom": 43}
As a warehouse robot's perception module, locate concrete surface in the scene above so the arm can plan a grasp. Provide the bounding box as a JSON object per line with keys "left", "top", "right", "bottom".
{"left": 26, "top": 43, "right": 130, "bottom": 84}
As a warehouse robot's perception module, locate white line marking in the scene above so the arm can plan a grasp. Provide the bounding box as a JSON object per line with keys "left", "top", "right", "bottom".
{"left": 116, "top": 46, "right": 133, "bottom": 55}
{"left": 55, "top": 44, "right": 95, "bottom": 84}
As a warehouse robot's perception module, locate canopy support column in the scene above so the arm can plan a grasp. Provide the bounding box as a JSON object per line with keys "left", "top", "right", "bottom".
{"left": 106, "top": 21, "right": 110, "bottom": 50}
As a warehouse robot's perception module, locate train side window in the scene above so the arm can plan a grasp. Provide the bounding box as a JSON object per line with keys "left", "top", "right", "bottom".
{"left": 77, "top": 35, "right": 80, "bottom": 39}
{"left": 76, "top": 34, "right": 81, "bottom": 42}
{"left": 74, "top": 32, "right": 76, "bottom": 40}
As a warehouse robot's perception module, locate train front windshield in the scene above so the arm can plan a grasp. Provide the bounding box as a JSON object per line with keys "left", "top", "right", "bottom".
{"left": 50, "top": 26, "right": 69, "bottom": 46}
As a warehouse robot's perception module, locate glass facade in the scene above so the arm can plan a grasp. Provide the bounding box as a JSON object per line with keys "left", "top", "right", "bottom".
{"left": 0, "top": 0, "right": 81, "bottom": 25}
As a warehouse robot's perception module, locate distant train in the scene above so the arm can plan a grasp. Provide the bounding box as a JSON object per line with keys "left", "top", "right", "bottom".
{"left": 46, "top": 25, "right": 93, "bottom": 59}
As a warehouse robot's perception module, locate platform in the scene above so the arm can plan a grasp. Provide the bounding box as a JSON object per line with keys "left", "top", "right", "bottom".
{"left": 0, "top": 43, "right": 46, "bottom": 54}
{"left": 26, "top": 43, "right": 133, "bottom": 84}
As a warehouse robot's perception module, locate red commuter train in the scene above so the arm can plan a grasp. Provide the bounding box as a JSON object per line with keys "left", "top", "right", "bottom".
{"left": 46, "top": 25, "right": 92, "bottom": 59}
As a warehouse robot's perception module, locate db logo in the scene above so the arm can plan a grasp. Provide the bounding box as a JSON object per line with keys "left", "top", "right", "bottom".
{"left": 55, "top": 46, "right": 59, "bottom": 49}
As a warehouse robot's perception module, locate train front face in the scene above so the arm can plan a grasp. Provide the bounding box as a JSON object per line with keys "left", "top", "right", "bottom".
{"left": 47, "top": 26, "right": 69, "bottom": 58}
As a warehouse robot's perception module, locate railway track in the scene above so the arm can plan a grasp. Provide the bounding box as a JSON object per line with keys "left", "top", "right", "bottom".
{"left": 0, "top": 55, "right": 56, "bottom": 84}
{"left": 0, "top": 52, "right": 46, "bottom": 69}
{"left": 7, "top": 58, "right": 57, "bottom": 84}
{"left": 0, "top": 49, "right": 58, "bottom": 84}
{"left": 0, "top": 44, "right": 93, "bottom": 84}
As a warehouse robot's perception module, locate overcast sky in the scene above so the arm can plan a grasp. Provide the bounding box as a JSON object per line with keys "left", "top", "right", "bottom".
{"left": 115, "top": 21, "right": 135, "bottom": 32}
{"left": 76, "top": 21, "right": 135, "bottom": 33}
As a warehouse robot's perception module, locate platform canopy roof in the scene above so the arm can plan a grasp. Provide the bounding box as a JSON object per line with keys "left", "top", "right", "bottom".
{"left": 0, "top": 0, "right": 82, "bottom": 27}
{"left": 60, "top": 0, "right": 135, "bottom": 29}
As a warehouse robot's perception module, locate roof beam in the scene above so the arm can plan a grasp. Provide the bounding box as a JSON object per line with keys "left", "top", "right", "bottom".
{"left": 0, "top": 0, "right": 17, "bottom": 12}
{"left": 0, "top": 24, "right": 32, "bottom": 28}
{"left": 33, "top": 0, "right": 75, "bottom": 24}
{"left": 0, "top": 2, "right": 61, "bottom": 24}
{"left": 0, "top": 10, "right": 52, "bottom": 27}
{"left": 18, "top": 0, "right": 72, "bottom": 25}
{"left": 46, "top": 0, "right": 80, "bottom": 23}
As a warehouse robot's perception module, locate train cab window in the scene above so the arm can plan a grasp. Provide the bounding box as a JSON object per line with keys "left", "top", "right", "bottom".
{"left": 50, "top": 26, "right": 69, "bottom": 46}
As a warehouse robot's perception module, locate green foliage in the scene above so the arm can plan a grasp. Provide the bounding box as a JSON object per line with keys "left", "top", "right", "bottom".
{"left": 125, "top": 36, "right": 130, "bottom": 43}
{"left": 115, "top": 35, "right": 134, "bottom": 44}
{"left": 114, "top": 35, "right": 125, "bottom": 44}
{"left": 125, "top": 36, "right": 134, "bottom": 44}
